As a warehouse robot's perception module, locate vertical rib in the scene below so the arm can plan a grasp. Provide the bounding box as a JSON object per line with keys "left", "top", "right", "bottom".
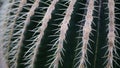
{"left": 0, "top": 0, "right": 26, "bottom": 68}
{"left": 25, "top": 0, "right": 59, "bottom": 68}
{"left": 106, "top": 0, "right": 115, "bottom": 68}
{"left": 8, "top": 0, "right": 27, "bottom": 46}
{"left": 78, "top": 0, "right": 94, "bottom": 68}
{"left": 49, "top": 0, "right": 77, "bottom": 68}
{"left": 12, "top": 0, "right": 40, "bottom": 68}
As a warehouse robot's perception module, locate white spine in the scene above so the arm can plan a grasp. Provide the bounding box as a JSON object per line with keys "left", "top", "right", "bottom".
{"left": 49, "top": 0, "right": 77, "bottom": 68}
{"left": 27, "top": 0, "right": 59, "bottom": 68}
{"left": 13, "top": 0, "right": 40, "bottom": 68}
{"left": 106, "top": 0, "right": 115, "bottom": 68}
{"left": 78, "top": 0, "right": 94, "bottom": 68}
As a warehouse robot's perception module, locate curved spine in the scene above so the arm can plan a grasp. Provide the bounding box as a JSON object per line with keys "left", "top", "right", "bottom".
{"left": 105, "top": 0, "right": 116, "bottom": 68}
{"left": 11, "top": 0, "right": 40, "bottom": 68}
{"left": 25, "top": 0, "right": 59, "bottom": 68}
{"left": 8, "top": 0, "right": 27, "bottom": 47}
{"left": 78, "top": 0, "right": 94, "bottom": 68}
{"left": 0, "top": 0, "right": 26, "bottom": 67}
{"left": 49, "top": 0, "right": 77, "bottom": 68}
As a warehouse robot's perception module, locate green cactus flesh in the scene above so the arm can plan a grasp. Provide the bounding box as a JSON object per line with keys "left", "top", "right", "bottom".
{"left": 0, "top": 0, "right": 120, "bottom": 68}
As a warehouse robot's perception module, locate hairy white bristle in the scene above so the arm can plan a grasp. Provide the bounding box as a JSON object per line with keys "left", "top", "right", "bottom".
{"left": 48, "top": 0, "right": 77, "bottom": 68}
{"left": 25, "top": 0, "right": 59, "bottom": 68}
{"left": 105, "top": 0, "right": 116, "bottom": 68}
{"left": 10, "top": 0, "right": 39, "bottom": 68}
{"left": 78, "top": 0, "right": 94, "bottom": 68}
{"left": 0, "top": 0, "right": 26, "bottom": 68}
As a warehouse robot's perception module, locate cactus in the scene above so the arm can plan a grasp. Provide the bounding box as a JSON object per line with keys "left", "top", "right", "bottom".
{"left": 0, "top": 0, "right": 120, "bottom": 68}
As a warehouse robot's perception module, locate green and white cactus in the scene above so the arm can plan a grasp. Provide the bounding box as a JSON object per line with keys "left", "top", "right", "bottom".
{"left": 0, "top": 0, "right": 120, "bottom": 68}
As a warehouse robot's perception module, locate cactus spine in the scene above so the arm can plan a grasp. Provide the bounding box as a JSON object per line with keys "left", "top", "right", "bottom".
{"left": 0, "top": 0, "right": 120, "bottom": 68}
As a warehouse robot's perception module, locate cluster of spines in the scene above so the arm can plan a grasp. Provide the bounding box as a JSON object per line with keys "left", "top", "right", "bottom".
{"left": 8, "top": 0, "right": 28, "bottom": 68}
{"left": 103, "top": 0, "right": 120, "bottom": 68}
{"left": 0, "top": 0, "right": 23, "bottom": 68}
{"left": 23, "top": 0, "right": 59, "bottom": 68}
{"left": 18, "top": 0, "right": 52, "bottom": 67}
{"left": 7, "top": 0, "right": 36, "bottom": 68}
{"left": 1, "top": 0, "right": 120, "bottom": 68}
{"left": 15, "top": 0, "right": 40, "bottom": 68}
{"left": 48, "top": 0, "right": 77, "bottom": 68}
{"left": 73, "top": 0, "right": 96, "bottom": 68}
{"left": 106, "top": 0, "right": 116, "bottom": 68}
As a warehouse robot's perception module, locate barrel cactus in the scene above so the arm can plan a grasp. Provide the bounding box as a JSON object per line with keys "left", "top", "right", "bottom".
{"left": 0, "top": 0, "right": 120, "bottom": 68}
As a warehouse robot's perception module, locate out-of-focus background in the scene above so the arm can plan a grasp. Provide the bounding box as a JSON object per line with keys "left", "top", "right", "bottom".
{"left": 0, "top": 1, "right": 8, "bottom": 68}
